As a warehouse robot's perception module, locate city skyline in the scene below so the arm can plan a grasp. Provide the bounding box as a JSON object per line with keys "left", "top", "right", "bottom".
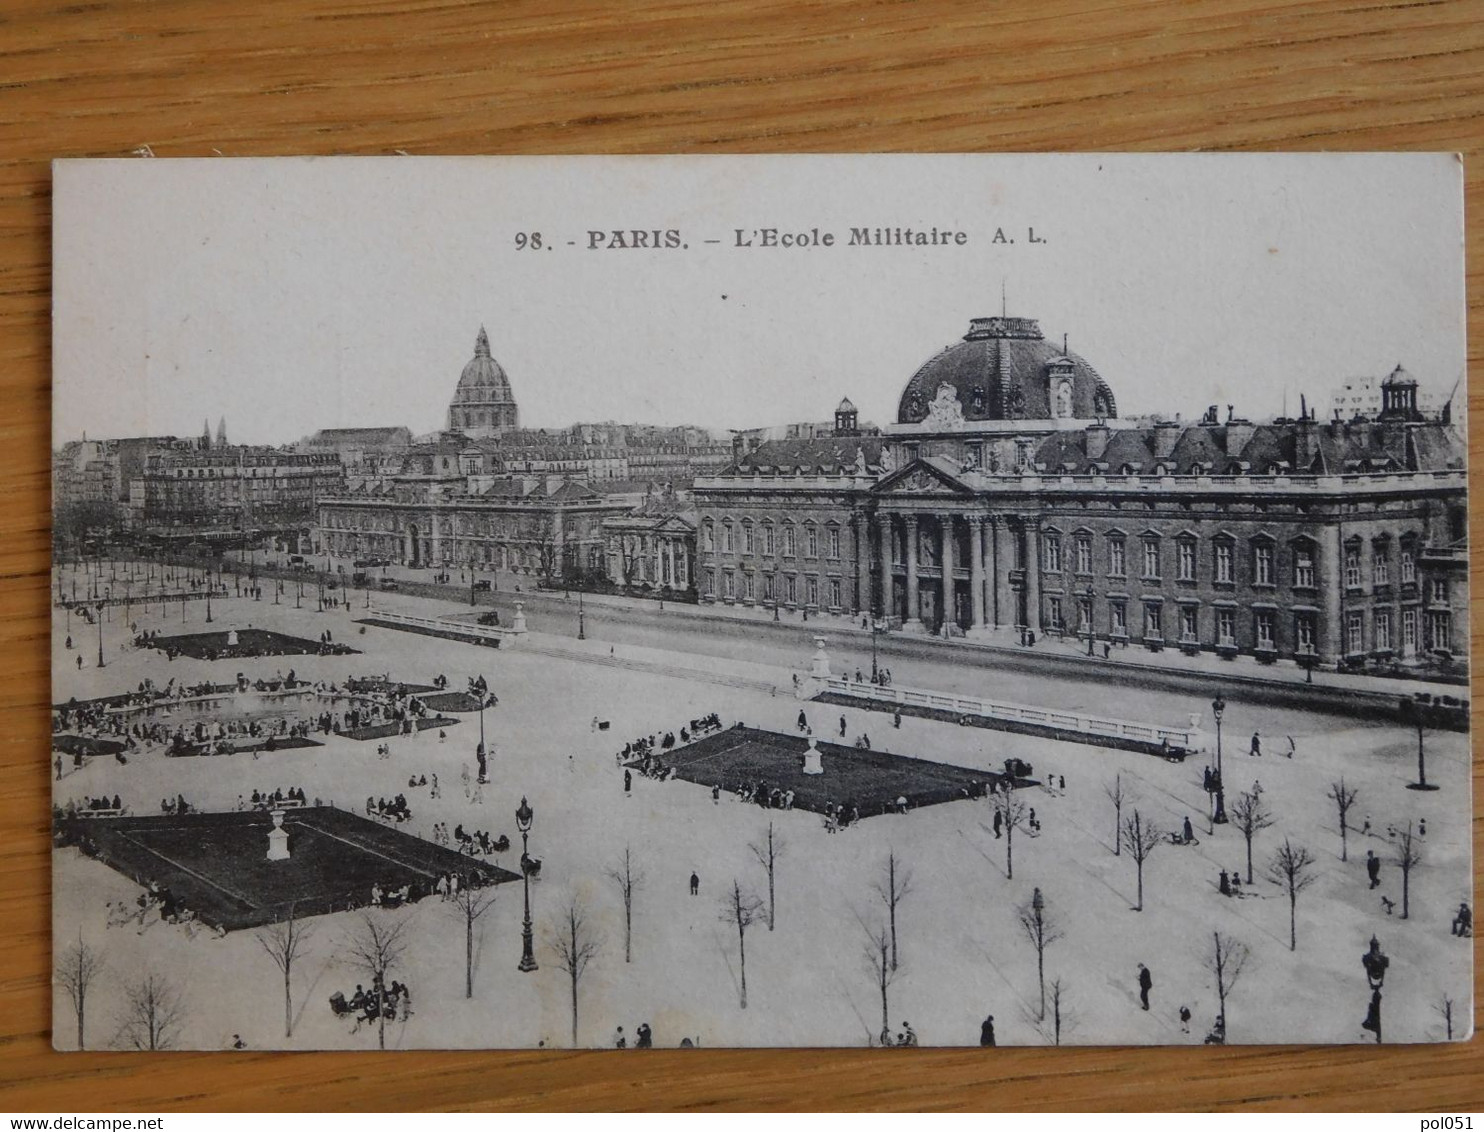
{"left": 54, "top": 154, "right": 1465, "bottom": 447}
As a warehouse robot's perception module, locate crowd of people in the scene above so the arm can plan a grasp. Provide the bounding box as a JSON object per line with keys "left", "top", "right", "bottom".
{"left": 331, "top": 974, "right": 412, "bottom": 1030}
{"left": 239, "top": 786, "right": 310, "bottom": 810}
{"left": 366, "top": 794, "right": 412, "bottom": 823}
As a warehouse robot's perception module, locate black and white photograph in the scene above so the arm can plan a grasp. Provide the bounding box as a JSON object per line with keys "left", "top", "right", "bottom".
{"left": 50, "top": 153, "right": 1472, "bottom": 1050}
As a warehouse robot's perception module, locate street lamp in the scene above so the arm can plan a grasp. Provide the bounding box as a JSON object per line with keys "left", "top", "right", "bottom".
{"left": 577, "top": 591, "right": 586, "bottom": 640}
{"left": 1210, "top": 695, "right": 1228, "bottom": 825}
{"left": 516, "top": 796, "right": 539, "bottom": 973}
{"left": 95, "top": 601, "right": 105, "bottom": 668}
{"left": 1361, "top": 935, "right": 1389, "bottom": 1043}
{"left": 205, "top": 580, "right": 213, "bottom": 623}
{"left": 1083, "top": 585, "right": 1095, "bottom": 656}
{"left": 1398, "top": 697, "right": 1440, "bottom": 792}
{"left": 871, "top": 618, "right": 881, "bottom": 683}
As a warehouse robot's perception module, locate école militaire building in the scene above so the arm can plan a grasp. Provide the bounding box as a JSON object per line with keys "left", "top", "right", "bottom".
{"left": 692, "top": 313, "right": 1467, "bottom": 670}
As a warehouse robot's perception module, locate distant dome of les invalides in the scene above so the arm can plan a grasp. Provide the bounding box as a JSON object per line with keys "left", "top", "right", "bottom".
{"left": 448, "top": 326, "right": 519, "bottom": 437}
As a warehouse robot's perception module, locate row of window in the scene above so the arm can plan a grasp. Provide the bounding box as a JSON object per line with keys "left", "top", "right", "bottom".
{"left": 703, "top": 568, "right": 845, "bottom": 608}
{"left": 1041, "top": 531, "right": 1420, "bottom": 590}
{"left": 1042, "top": 596, "right": 1450, "bottom": 654}
{"left": 702, "top": 519, "right": 842, "bottom": 561}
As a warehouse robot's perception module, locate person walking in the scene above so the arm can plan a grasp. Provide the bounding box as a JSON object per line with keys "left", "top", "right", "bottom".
{"left": 1182, "top": 816, "right": 1195, "bottom": 845}
{"left": 1137, "top": 963, "right": 1153, "bottom": 1011}
{"left": 1249, "top": 731, "right": 1262, "bottom": 757}
{"left": 1179, "top": 1005, "right": 1191, "bottom": 1033}
{"left": 54, "top": 754, "right": 63, "bottom": 781}
{"left": 839, "top": 715, "right": 847, "bottom": 738}
{"left": 689, "top": 871, "right": 699, "bottom": 896}
{"left": 797, "top": 709, "right": 808, "bottom": 733}
{"left": 992, "top": 809, "right": 1003, "bottom": 839}
{"left": 624, "top": 769, "right": 633, "bottom": 794}
{"left": 979, "top": 1015, "right": 996, "bottom": 1047}
{"left": 1367, "top": 849, "right": 1381, "bottom": 889}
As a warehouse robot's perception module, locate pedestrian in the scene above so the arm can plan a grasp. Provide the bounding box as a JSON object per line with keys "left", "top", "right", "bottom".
{"left": 1362, "top": 815, "right": 1372, "bottom": 837}
{"left": 624, "top": 769, "right": 632, "bottom": 794}
{"left": 636, "top": 1022, "right": 653, "bottom": 1048}
{"left": 711, "top": 784, "right": 720, "bottom": 805}
{"left": 1219, "top": 869, "right": 1231, "bottom": 896}
{"left": 992, "top": 809, "right": 1003, "bottom": 839}
{"left": 1419, "top": 818, "right": 1427, "bottom": 838}
{"left": 1182, "top": 816, "right": 1194, "bottom": 844}
{"left": 689, "top": 871, "right": 699, "bottom": 896}
{"left": 614, "top": 1026, "right": 626, "bottom": 1049}
{"left": 1179, "top": 1005, "right": 1191, "bottom": 1033}
{"left": 1249, "top": 731, "right": 1261, "bottom": 757}
{"left": 77, "top": 654, "right": 83, "bottom": 670}
{"left": 1137, "top": 962, "right": 1152, "bottom": 1010}
{"left": 893, "top": 710, "right": 902, "bottom": 729}
{"left": 1367, "top": 849, "right": 1381, "bottom": 889}
{"left": 54, "top": 754, "right": 62, "bottom": 781}
{"left": 980, "top": 1014, "right": 996, "bottom": 1047}
{"left": 797, "top": 709, "right": 808, "bottom": 732}
{"left": 839, "top": 715, "right": 847, "bottom": 738}
{"left": 899, "top": 1021, "right": 918, "bottom": 1047}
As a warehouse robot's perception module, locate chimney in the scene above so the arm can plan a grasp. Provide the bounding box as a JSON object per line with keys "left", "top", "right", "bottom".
{"left": 1153, "top": 421, "right": 1180, "bottom": 460}
{"left": 1294, "top": 415, "right": 1318, "bottom": 472}
{"left": 1084, "top": 422, "right": 1110, "bottom": 460}
{"left": 1225, "top": 419, "right": 1257, "bottom": 457}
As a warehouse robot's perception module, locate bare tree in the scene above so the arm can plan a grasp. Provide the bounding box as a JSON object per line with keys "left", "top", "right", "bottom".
{"left": 114, "top": 971, "right": 187, "bottom": 1051}
{"left": 1436, "top": 995, "right": 1457, "bottom": 1041}
{"left": 1203, "top": 931, "right": 1250, "bottom": 1041}
{"left": 449, "top": 879, "right": 497, "bottom": 998}
{"left": 256, "top": 902, "right": 315, "bottom": 1036}
{"left": 1120, "top": 809, "right": 1162, "bottom": 911}
{"left": 55, "top": 932, "right": 104, "bottom": 1050}
{"left": 1103, "top": 773, "right": 1126, "bottom": 856}
{"left": 749, "top": 822, "right": 787, "bottom": 931}
{"left": 1044, "top": 978, "right": 1075, "bottom": 1046}
{"left": 872, "top": 850, "right": 914, "bottom": 971}
{"left": 547, "top": 899, "right": 601, "bottom": 1045}
{"left": 1395, "top": 822, "right": 1423, "bottom": 919}
{"left": 604, "top": 845, "right": 646, "bottom": 962}
{"left": 861, "top": 918, "right": 899, "bottom": 1047}
{"left": 1229, "top": 789, "right": 1275, "bottom": 883}
{"left": 1016, "top": 887, "right": 1064, "bottom": 1021}
{"left": 720, "top": 880, "right": 764, "bottom": 1008}
{"left": 1327, "top": 778, "right": 1359, "bottom": 861}
{"left": 338, "top": 912, "right": 413, "bottom": 1050}
{"left": 1266, "top": 839, "right": 1318, "bottom": 951}
{"left": 994, "top": 787, "right": 1031, "bottom": 879}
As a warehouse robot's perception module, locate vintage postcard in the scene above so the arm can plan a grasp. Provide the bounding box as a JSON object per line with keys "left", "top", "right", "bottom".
{"left": 51, "top": 154, "right": 1471, "bottom": 1049}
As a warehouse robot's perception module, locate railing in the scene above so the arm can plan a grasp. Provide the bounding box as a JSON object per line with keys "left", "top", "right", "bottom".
{"left": 362, "top": 608, "right": 524, "bottom": 644}
{"left": 819, "top": 676, "right": 1202, "bottom": 749}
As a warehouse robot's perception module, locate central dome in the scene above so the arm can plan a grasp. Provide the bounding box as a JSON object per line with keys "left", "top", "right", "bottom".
{"left": 448, "top": 326, "right": 519, "bottom": 436}
{"left": 896, "top": 315, "right": 1116, "bottom": 425}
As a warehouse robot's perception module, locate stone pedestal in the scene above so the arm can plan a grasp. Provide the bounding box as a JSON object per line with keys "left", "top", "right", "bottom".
{"left": 511, "top": 601, "right": 528, "bottom": 634}
{"left": 226, "top": 629, "right": 239, "bottom": 646}
{"left": 802, "top": 736, "right": 824, "bottom": 775}
{"left": 809, "top": 636, "right": 831, "bottom": 680}
{"left": 266, "top": 809, "right": 290, "bottom": 861}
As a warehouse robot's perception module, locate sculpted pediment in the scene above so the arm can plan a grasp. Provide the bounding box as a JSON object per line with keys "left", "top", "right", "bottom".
{"left": 872, "top": 459, "right": 975, "bottom": 497}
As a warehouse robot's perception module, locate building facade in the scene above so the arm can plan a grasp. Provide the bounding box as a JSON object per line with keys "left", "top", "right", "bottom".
{"left": 318, "top": 471, "right": 629, "bottom": 579}
{"left": 693, "top": 313, "right": 1468, "bottom": 668}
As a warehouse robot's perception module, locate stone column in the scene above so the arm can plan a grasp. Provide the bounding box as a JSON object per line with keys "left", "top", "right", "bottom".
{"left": 1023, "top": 519, "right": 1041, "bottom": 631}
{"left": 904, "top": 514, "right": 921, "bottom": 628}
{"left": 877, "top": 512, "right": 893, "bottom": 618}
{"left": 940, "top": 514, "right": 956, "bottom": 635}
{"left": 1323, "top": 523, "right": 1343, "bottom": 663}
{"left": 991, "top": 517, "right": 1010, "bottom": 629}
{"left": 855, "top": 515, "right": 871, "bottom": 615}
{"left": 969, "top": 515, "right": 986, "bottom": 630}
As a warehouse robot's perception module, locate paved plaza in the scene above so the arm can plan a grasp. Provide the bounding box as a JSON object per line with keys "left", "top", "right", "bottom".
{"left": 50, "top": 564, "right": 1474, "bottom": 1050}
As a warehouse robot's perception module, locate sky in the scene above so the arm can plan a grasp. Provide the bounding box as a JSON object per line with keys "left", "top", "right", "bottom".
{"left": 53, "top": 154, "right": 1466, "bottom": 448}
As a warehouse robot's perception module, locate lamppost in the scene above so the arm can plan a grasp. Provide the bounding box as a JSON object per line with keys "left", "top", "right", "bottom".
{"left": 1361, "top": 935, "right": 1389, "bottom": 1043}
{"left": 516, "top": 796, "right": 539, "bottom": 972}
{"left": 871, "top": 618, "right": 881, "bottom": 683}
{"left": 205, "top": 581, "right": 213, "bottom": 623}
{"left": 577, "top": 591, "right": 586, "bottom": 640}
{"left": 95, "top": 601, "right": 105, "bottom": 668}
{"left": 1210, "top": 695, "right": 1228, "bottom": 825}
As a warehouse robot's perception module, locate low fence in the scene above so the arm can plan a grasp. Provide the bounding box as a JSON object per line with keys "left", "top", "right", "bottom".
{"left": 816, "top": 675, "right": 1203, "bottom": 754}
{"left": 357, "top": 609, "right": 522, "bottom": 648}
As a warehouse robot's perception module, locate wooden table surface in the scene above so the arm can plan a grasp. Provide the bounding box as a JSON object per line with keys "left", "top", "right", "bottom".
{"left": 2, "top": 0, "right": 1481, "bottom": 1112}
